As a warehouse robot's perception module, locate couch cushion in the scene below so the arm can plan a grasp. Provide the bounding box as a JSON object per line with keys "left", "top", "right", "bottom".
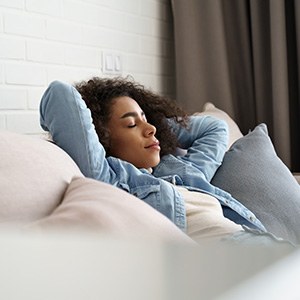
{"left": 28, "top": 177, "right": 194, "bottom": 244}
{"left": 0, "top": 131, "right": 83, "bottom": 224}
{"left": 175, "top": 102, "right": 243, "bottom": 157}
{"left": 196, "top": 102, "right": 243, "bottom": 148}
{"left": 211, "top": 124, "right": 300, "bottom": 245}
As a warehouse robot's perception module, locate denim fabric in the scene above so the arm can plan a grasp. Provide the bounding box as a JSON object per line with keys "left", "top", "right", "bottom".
{"left": 222, "top": 226, "right": 295, "bottom": 248}
{"left": 40, "top": 81, "right": 186, "bottom": 230}
{"left": 40, "top": 80, "right": 266, "bottom": 233}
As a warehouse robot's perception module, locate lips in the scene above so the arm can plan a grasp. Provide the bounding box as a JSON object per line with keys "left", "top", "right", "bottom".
{"left": 145, "top": 140, "right": 160, "bottom": 150}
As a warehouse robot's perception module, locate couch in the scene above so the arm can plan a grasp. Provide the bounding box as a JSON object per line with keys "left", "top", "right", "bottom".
{"left": 1, "top": 102, "right": 300, "bottom": 299}
{"left": 1, "top": 102, "right": 300, "bottom": 244}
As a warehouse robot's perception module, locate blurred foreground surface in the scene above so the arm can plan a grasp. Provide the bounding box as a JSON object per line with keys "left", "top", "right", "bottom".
{"left": 0, "top": 230, "right": 298, "bottom": 300}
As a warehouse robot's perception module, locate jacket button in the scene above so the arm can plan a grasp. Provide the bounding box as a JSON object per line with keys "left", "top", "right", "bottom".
{"left": 249, "top": 215, "right": 255, "bottom": 221}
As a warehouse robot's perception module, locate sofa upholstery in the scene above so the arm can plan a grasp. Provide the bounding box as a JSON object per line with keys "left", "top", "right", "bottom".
{"left": 0, "top": 130, "right": 193, "bottom": 244}
{"left": 0, "top": 131, "right": 83, "bottom": 223}
{"left": 1, "top": 103, "right": 299, "bottom": 245}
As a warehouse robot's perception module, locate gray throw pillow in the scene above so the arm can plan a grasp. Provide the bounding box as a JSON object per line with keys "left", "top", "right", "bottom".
{"left": 211, "top": 123, "right": 300, "bottom": 245}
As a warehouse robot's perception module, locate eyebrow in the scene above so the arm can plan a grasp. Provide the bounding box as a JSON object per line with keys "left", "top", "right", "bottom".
{"left": 120, "top": 111, "right": 145, "bottom": 119}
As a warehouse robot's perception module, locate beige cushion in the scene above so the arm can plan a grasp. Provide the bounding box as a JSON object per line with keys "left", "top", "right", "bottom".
{"left": 196, "top": 102, "right": 243, "bottom": 148}
{"left": 175, "top": 102, "right": 243, "bottom": 156}
{"left": 293, "top": 173, "right": 300, "bottom": 184}
{"left": 28, "top": 177, "right": 194, "bottom": 244}
{"left": 0, "top": 130, "right": 83, "bottom": 224}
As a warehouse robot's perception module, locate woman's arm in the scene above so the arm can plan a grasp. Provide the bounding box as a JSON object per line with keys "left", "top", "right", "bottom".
{"left": 173, "top": 115, "right": 229, "bottom": 181}
{"left": 39, "top": 80, "right": 115, "bottom": 182}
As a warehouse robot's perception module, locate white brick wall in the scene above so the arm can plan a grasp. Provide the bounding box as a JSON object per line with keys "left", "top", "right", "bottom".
{"left": 0, "top": 0, "right": 175, "bottom": 134}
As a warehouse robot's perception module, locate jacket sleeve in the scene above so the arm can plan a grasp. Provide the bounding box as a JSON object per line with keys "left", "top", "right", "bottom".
{"left": 173, "top": 115, "right": 229, "bottom": 181}
{"left": 39, "top": 80, "right": 115, "bottom": 182}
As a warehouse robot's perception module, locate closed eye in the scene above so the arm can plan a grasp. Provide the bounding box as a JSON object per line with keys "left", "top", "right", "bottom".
{"left": 128, "top": 124, "right": 136, "bottom": 128}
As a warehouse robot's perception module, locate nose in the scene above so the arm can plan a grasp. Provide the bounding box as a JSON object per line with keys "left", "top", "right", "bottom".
{"left": 144, "top": 122, "right": 156, "bottom": 137}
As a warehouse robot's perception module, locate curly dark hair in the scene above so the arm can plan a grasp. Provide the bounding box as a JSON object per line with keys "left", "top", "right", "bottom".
{"left": 75, "top": 76, "right": 188, "bottom": 157}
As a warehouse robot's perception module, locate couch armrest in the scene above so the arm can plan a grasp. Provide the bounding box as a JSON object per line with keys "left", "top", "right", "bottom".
{"left": 293, "top": 173, "right": 300, "bottom": 184}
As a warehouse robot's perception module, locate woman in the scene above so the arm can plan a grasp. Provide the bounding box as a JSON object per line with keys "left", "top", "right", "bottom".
{"left": 39, "top": 77, "right": 289, "bottom": 245}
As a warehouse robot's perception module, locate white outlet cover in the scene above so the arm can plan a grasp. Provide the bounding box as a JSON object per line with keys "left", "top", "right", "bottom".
{"left": 114, "top": 55, "right": 122, "bottom": 72}
{"left": 102, "top": 52, "right": 122, "bottom": 74}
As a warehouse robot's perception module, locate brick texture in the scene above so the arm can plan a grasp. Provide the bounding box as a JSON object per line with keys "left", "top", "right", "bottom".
{"left": 0, "top": 0, "right": 175, "bottom": 134}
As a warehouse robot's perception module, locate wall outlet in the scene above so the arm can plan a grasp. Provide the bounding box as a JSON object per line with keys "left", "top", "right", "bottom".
{"left": 102, "top": 52, "right": 123, "bottom": 75}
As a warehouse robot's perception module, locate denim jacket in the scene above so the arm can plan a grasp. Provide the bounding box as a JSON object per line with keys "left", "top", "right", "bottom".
{"left": 40, "top": 81, "right": 266, "bottom": 232}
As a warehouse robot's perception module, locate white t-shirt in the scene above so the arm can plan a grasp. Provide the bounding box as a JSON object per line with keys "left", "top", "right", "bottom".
{"left": 175, "top": 186, "right": 244, "bottom": 243}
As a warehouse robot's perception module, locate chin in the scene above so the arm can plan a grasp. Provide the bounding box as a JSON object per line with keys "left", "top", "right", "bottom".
{"left": 150, "top": 158, "right": 160, "bottom": 168}
{"left": 138, "top": 161, "right": 159, "bottom": 170}
{"left": 134, "top": 156, "right": 160, "bottom": 169}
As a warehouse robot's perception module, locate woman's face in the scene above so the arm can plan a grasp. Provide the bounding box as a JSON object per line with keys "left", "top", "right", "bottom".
{"left": 107, "top": 96, "right": 161, "bottom": 169}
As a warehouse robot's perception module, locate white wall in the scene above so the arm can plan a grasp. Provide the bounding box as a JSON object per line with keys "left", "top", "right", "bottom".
{"left": 0, "top": 0, "right": 175, "bottom": 134}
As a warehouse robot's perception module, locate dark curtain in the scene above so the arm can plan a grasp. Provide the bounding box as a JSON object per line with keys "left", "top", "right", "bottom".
{"left": 171, "top": 0, "right": 300, "bottom": 172}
